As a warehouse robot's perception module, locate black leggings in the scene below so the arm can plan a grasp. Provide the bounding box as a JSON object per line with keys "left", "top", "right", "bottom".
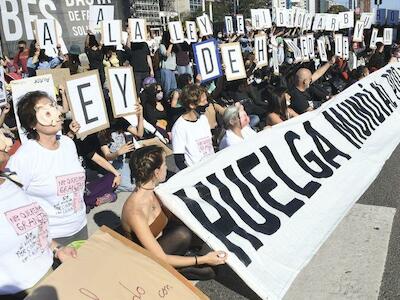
{"left": 157, "top": 222, "right": 216, "bottom": 281}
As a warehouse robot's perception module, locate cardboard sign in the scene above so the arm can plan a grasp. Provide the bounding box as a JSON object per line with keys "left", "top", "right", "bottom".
{"left": 284, "top": 39, "right": 302, "bottom": 63}
{"left": 335, "top": 33, "right": 343, "bottom": 58}
{"left": 34, "top": 19, "right": 58, "bottom": 57}
{"left": 360, "top": 13, "right": 374, "bottom": 29}
{"left": 307, "top": 34, "right": 315, "bottom": 59}
{"left": 11, "top": 75, "right": 56, "bottom": 143}
{"left": 300, "top": 35, "right": 309, "bottom": 61}
{"left": 89, "top": 5, "right": 114, "bottom": 33}
{"left": 317, "top": 37, "right": 328, "bottom": 62}
{"left": 343, "top": 36, "right": 349, "bottom": 60}
{"left": 325, "top": 14, "right": 339, "bottom": 32}
{"left": 101, "top": 20, "right": 122, "bottom": 46}
{"left": 275, "top": 8, "right": 289, "bottom": 27}
{"left": 0, "top": 67, "right": 6, "bottom": 107}
{"left": 386, "top": 10, "right": 399, "bottom": 25}
{"left": 384, "top": 28, "right": 394, "bottom": 45}
{"left": 36, "top": 68, "right": 71, "bottom": 90}
{"left": 107, "top": 67, "right": 138, "bottom": 118}
{"left": 26, "top": 227, "right": 208, "bottom": 300}
{"left": 353, "top": 20, "right": 365, "bottom": 42}
{"left": 251, "top": 9, "right": 262, "bottom": 30}
{"left": 196, "top": 14, "right": 213, "bottom": 37}
{"left": 65, "top": 70, "right": 109, "bottom": 138}
{"left": 193, "top": 39, "right": 222, "bottom": 82}
{"left": 220, "top": 43, "right": 246, "bottom": 81}
{"left": 168, "top": 21, "right": 185, "bottom": 44}
{"left": 376, "top": 9, "right": 387, "bottom": 26}
{"left": 370, "top": 28, "right": 379, "bottom": 49}
{"left": 339, "top": 11, "right": 354, "bottom": 29}
{"left": 254, "top": 34, "right": 268, "bottom": 67}
{"left": 237, "top": 15, "right": 245, "bottom": 34}
{"left": 302, "top": 13, "right": 314, "bottom": 31}
{"left": 128, "top": 18, "right": 147, "bottom": 43}
{"left": 186, "top": 21, "right": 198, "bottom": 44}
{"left": 312, "top": 14, "right": 326, "bottom": 31}
{"left": 225, "top": 16, "right": 234, "bottom": 35}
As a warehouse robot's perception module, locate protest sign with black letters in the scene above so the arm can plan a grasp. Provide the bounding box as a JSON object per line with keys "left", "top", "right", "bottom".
{"left": 34, "top": 19, "right": 59, "bottom": 57}
{"left": 193, "top": 39, "right": 222, "bottom": 82}
{"left": 186, "top": 21, "right": 198, "bottom": 44}
{"left": 384, "top": 28, "right": 394, "bottom": 45}
{"left": 65, "top": 70, "right": 109, "bottom": 138}
{"left": 225, "top": 16, "right": 234, "bottom": 35}
{"left": 101, "top": 19, "right": 122, "bottom": 46}
{"left": 168, "top": 21, "right": 185, "bottom": 44}
{"left": 360, "top": 12, "right": 374, "bottom": 29}
{"left": 386, "top": 10, "right": 399, "bottom": 25}
{"left": 220, "top": 43, "right": 246, "bottom": 81}
{"left": 196, "top": 14, "right": 213, "bottom": 37}
{"left": 254, "top": 34, "right": 268, "bottom": 67}
{"left": 0, "top": 67, "right": 7, "bottom": 107}
{"left": 156, "top": 63, "right": 400, "bottom": 300}
{"left": 353, "top": 20, "right": 365, "bottom": 42}
{"left": 236, "top": 15, "right": 245, "bottom": 34}
{"left": 339, "top": 11, "right": 354, "bottom": 29}
{"left": 128, "top": 18, "right": 147, "bottom": 43}
{"left": 89, "top": 5, "right": 114, "bottom": 33}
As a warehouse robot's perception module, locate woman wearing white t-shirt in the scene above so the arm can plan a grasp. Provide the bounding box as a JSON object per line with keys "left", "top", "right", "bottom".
{"left": 0, "top": 131, "right": 76, "bottom": 299}
{"left": 7, "top": 91, "right": 88, "bottom": 246}
{"left": 219, "top": 103, "right": 256, "bottom": 150}
{"left": 172, "top": 85, "right": 214, "bottom": 170}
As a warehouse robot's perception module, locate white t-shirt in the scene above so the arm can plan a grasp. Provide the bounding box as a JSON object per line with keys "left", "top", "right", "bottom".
{"left": 219, "top": 126, "right": 256, "bottom": 150}
{"left": 0, "top": 179, "right": 53, "bottom": 294}
{"left": 6, "top": 135, "right": 87, "bottom": 239}
{"left": 172, "top": 114, "right": 214, "bottom": 167}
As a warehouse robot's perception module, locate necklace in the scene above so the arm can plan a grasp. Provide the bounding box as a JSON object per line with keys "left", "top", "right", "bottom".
{"left": 140, "top": 186, "right": 155, "bottom": 191}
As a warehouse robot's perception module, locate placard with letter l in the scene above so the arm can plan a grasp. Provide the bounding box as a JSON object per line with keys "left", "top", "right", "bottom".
{"left": 65, "top": 70, "right": 109, "bottom": 138}
{"left": 220, "top": 42, "right": 246, "bottom": 81}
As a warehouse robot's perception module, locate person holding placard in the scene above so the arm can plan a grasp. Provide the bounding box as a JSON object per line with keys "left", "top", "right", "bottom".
{"left": 27, "top": 42, "right": 64, "bottom": 77}
{"left": 84, "top": 31, "right": 105, "bottom": 84}
{"left": 159, "top": 31, "right": 178, "bottom": 97}
{"left": 0, "top": 133, "right": 77, "bottom": 299}
{"left": 61, "top": 45, "right": 82, "bottom": 75}
{"left": 6, "top": 91, "right": 88, "bottom": 246}
{"left": 175, "top": 42, "right": 193, "bottom": 76}
{"left": 121, "top": 145, "right": 227, "bottom": 281}
{"left": 368, "top": 42, "right": 386, "bottom": 72}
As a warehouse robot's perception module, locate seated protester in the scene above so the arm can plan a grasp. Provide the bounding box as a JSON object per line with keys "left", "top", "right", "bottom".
{"left": 61, "top": 45, "right": 82, "bottom": 75}
{"left": 142, "top": 83, "right": 168, "bottom": 135}
{"left": 0, "top": 132, "right": 77, "bottom": 300}
{"left": 103, "top": 46, "right": 120, "bottom": 68}
{"left": 84, "top": 31, "right": 105, "bottom": 85}
{"left": 219, "top": 103, "right": 256, "bottom": 150}
{"left": 121, "top": 146, "right": 227, "bottom": 280}
{"left": 167, "top": 73, "right": 193, "bottom": 129}
{"left": 172, "top": 84, "right": 215, "bottom": 170}
{"left": 98, "top": 111, "right": 144, "bottom": 193}
{"left": 266, "top": 87, "right": 298, "bottom": 126}
{"left": 289, "top": 56, "right": 336, "bottom": 114}
{"left": 389, "top": 46, "right": 400, "bottom": 64}
{"left": 6, "top": 91, "right": 87, "bottom": 246}
{"left": 196, "top": 86, "right": 225, "bottom": 131}
{"left": 27, "top": 42, "right": 64, "bottom": 77}
{"left": 368, "top": 42, "right": 386, "bottom": 72}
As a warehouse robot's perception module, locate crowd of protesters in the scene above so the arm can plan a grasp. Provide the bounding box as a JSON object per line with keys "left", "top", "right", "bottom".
{"left": 1, "top": 19, "right": 400, "bottom": 299}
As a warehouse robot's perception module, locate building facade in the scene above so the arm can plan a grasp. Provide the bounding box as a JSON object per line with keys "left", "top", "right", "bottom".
{"left": 131, "top": 0, "right": 161, "bottom": 26}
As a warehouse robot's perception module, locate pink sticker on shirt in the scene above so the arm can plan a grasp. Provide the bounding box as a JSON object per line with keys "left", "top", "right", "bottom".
{"left": 196, "top": 137, "right": 214, "bottom": 156}
{"left": 5, "top": 203, "right": 48, "bottom": 236}
{"left": 56, "top": 172, "right": 85, "bottom": 196}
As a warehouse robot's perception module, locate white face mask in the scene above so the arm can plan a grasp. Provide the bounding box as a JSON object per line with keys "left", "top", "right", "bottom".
{"left": 254, "top": 78, "right": 262, "bottom": 84}
{"left": 286, "top": 100, "right": 291, "bottom": 106}
{"left": 218, "top": 34, "right": 223, "bottom": 38}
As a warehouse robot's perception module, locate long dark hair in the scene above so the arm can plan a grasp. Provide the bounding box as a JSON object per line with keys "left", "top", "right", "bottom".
{"left": 268, "top": 87, "right": 289, "bottom": 121}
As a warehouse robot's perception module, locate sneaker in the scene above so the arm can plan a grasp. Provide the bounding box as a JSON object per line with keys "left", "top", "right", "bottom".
{"left": 95, "top": 192, "right": 117, "bottom": 206}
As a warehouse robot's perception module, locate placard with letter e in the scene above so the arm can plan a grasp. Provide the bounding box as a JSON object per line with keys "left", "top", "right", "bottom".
{"left": 193, "top": 39, "right": 222, "bottom": 82}
{"left": 107, "top": 67, "right": 138, "bottom": 118}
{"left": 186, "top": 21, "right": 198, "bottom": 44}
{"left": 220, "top": 42, "right": 246, "bottom": 81}
{"left": 168, "top": 21, "right": 185, "bottom": 44}
{"left": 65, "top": 70, "right": 109, "bottom": 138}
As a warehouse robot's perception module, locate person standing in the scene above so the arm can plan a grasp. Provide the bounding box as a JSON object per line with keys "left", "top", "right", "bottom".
{"left": 159, "top": 31, "right": 177, "bottom": 98}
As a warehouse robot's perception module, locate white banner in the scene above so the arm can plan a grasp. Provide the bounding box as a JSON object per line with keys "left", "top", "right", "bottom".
{"left": 156, "top": 64, "right": 400, "bottom": 300}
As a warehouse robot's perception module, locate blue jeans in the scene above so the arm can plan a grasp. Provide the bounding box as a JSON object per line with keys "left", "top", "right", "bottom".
{"left": 177, "top": 64, "right": 193, "bottom": 76}
{"left": 249, "top": 115, "right": 260, "bottom": 129}
{"left": 112, "top": 160, "right": 135, "bottom": 193}
{"left": 161, "top": 68, "right": 177, "bottom": 97}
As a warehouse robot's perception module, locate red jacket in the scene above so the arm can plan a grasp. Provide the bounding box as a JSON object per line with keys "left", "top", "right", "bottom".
{"left": 13, "top": 49, "right": 29, "bottom": 74}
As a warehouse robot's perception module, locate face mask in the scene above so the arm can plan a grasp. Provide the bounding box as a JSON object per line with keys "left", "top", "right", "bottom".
{"left": 0, "top": 130, "right": 12, "bottom": 153}
{"left": 18, "top": 46, "right": 24, "bottom": 51}
{"left": 254, "top": 78, "right": 262, "bottom": 84}
{"left": 35, "top": 103, "right": 63, "bottom": 127}
{"left": 218, "top": 34, "right": 222, "bottom": 38}
{"left": 195, "top": 103, "right": 209, "bottom": 114}
{"left": 156, "top": 91, "right": 163, "bottom": 101}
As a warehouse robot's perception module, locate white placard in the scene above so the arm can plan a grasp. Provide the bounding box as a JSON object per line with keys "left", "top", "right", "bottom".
{"left": 300, "top": 35, "right": 309, "bottom": 61}
{"left": 335, "top": 33, "right": 343, "bottom": 58}
{"left": 66, "top": 70, "right": 109, "bottom": 138}
{"left": 353, "top": 20, "right": 365, "bottom": 42}
{"left": 370, "top": 28, "right": 379, "bottom": 49}
{"left": 168, "top": 21, "right": 185, "bottom": 44}
{"left": 196, "top": 14, "right": 213, "bottom": 37}
{"left": 118, "top": 31, "right": 128, "bottom": 50}
{"left": 294, "top": 8, "right": 305, "bottom": 28}
{"left": 157, "top": 63, "right": 400, "bottom": 300}
{"left": 225, "top": 16, "right": 234, "bottom": 35}
{"left": 89, "top": 5, "right": 114, "bottom": 33}
{"left": 384, "top": 28, "right": 394, "bottom": 45}
{"left": 0, "top": 67, "right": 7, "bottom": 107}
{"left": 360, "top": 13, "right": 374, "bottom": 29}
{"left": 186, "top": 21, "right": 198, "bottom": 44}
{"left": 272, "top": 46, "right": 279, "bottom": 75}
{"left": 101, "top": 20, "right": 122, "bottom": 46}
{"left": 107, "top": 67, "right": 138, "bottom": 118}
{"left": 193, "top": 40, "right": 222, "bottom": 82}
{"left": 128, "top": 18, "right": 147, "bottom": 43}
{"left": 220, "top": 43, "right": 246, "bottom": 81}
{"left": 275, "top": 8, "right": 288, "bottom": 27}
{"left": 284, "top": 39, "right": 302, "bottom": 63}
{"left": 339, "top": 11, "right": 354, "bottom": 29}
{"left": 35, "top": 19, "right": 58, "bottom": 57}
{"left": 343, "top": 36, "right": 349, "bottom": 60}
{"left": 287, "top": 9, "right": 294, "bottom": 28}
{"left": 260, "top": 9, "right": 272, "bottom": 29}
{"left": 317, "top": 37, "right": 328, "bottom": 62}
{"left": 251, "top": 9, "right": 262, "bottom": 30}
{"left": 325, "top": 14, "right": 339, "bottom": 32}
{"left": 312, "top": 14, "right": 326, "bottom": 31}
{"left": 254, "top": 34, "right": 268, "bottom": 67}
{"left": 237, "top": 15, "right": 245, "bottom": 34}
{"left": 307, "top": 34, "right": 315, "bottom": 59}
{"left": 386, "top": 10, "right": 399, "bottom": 25}
{"left": 302, "top": 13, "right": 314, "bottom": 31}
{"left": 11, "top": 75, "right": 56, "bottom": 143}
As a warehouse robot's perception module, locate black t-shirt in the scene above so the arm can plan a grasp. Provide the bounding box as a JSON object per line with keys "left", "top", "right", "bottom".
{"left": 85, "top": 47, "right": 103, "bottom": 70}
{"left": 74, "top": 133, "right": 104, "bottom": 172}
{"left": 126, "top": 42, "right": 150, "bottom": 73}
{"left": 290, "top": 87, "right": 312, "bottom": 114}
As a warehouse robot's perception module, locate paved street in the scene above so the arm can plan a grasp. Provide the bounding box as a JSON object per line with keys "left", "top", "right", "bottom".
{"left": 86, "top": 145, "right": 400, "bottom": 300}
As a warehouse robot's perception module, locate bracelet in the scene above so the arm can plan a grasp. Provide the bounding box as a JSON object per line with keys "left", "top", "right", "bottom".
{"left": 194, "top": 255, "right": 198, "bottom": 266}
